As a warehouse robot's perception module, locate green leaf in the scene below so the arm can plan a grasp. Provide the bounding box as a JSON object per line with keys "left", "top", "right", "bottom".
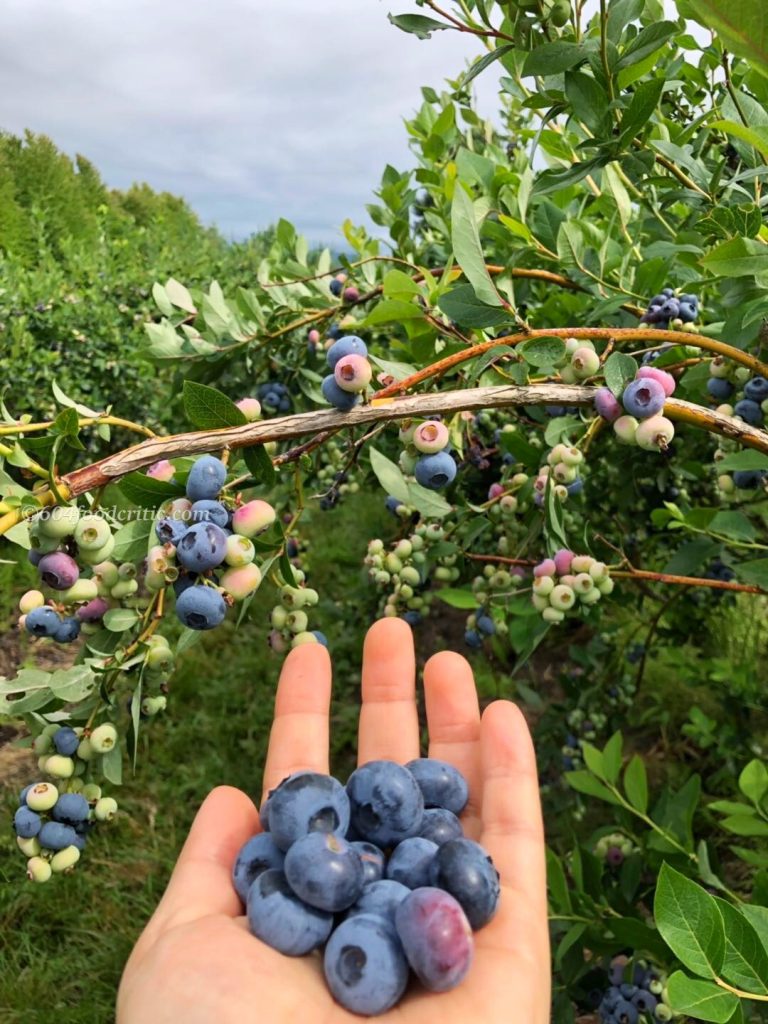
{"left": 709, "top": 511, "right": 756, "bottom": 542}
{"left": 464, "top": 44, "right": 515, "bottom": 86}
{"left": 101, "top": 744, "right": 123, "bottom": 786}
{"left": 112, "top": 519, "right": 154, "bottom": 562}
{"left": 451, "top": 185, "right": 501, "bottom": 307}
{"left": 437, "top": 285, "right": 512, "bottom": 329}
{"left": 182, "top": 380, "right": 247, "bottom": 430}
{"left": 739, "top": 904, "right": 768, "bottom": 952}
{"left": 614, "top": 22, "right": 678, "bottom": 70}
{"left": 564, "top": 71, "right": 610, "bottom": 134}
{"left": 368, "top": 355, "right": 419, "bottom": 381}
{"left": 103, "top": 608, "right": 140, "bottom": 632}
{"left": 369, "top": 448, "right": 411, "bottom": 505}
{"left": 118, "top": 472, "right": 185, "bottom": 509}
{"left": 358, "top": 298, "right": 424, "bottom": 327}
{"left": 716, "top": 451, "right": 768, "bottom": 472}
{"left": 532, "top": 157, "right": 608, "bottom": 196}
{"left": 654, "top": 863, "right": 726, "bottom": 979}
{"left": 711, "top": 119, "right": 768, "bottom": 161}
{"left": 684, "top": 0, "right": 768, "bottom": 79}
{"left": 624, "top": 754, "right": 649, "bottom": 813}
{"left": 604, "top": 352, "right": 638, "bottom": 397}
{"left": 48, "top": 665, "right": 97, "bottom": 702}
{"left": 581, "top": 740, "right": 606, "bottom": 779}
{"left": 387, "top": 13, "right": 449, "bottom": 39}
{"left": 522, "top": 42, "right": 589, "bottom": 76}
{"left": 618, "top": 78, "right": 665, "bottom": 143}
{"left": 702, "top": 237, "right": 768, "bottom": 278}
{"left": 720, "top": 815, "right": 768, "bottom": 837}
{"left": 666, "top": 972, "right": 738, "bottom": 1023}
{"left": 739, "top": 759, "right": 768, "bottom": 805}
{"left": 713, "top": 897, "right": 768, "bottom": 994}
{"left": 407, "top": 481, "right": 452, "bottom": 519}
{"left": 546, "top": 847, "right": 572, "bottom": 913}
{"left": 165, "top": 277, "right": 197, "bottom": 313}
{"left": 435, "top": 588, "right": 478, "bottom": 609}
{"left": 243, "top": 444, "right": 276, "bottom": 487}
{"left": 734, "top": 558, "right": 768, "bottom": 590}
{"left": 565, "top": 770, "right": 622, "bottom": 805}
{"left": 603, "top": 732, "right": 623, "bottom": 784}
{"left": 519, "top": 336, "right": 566, "bottom": 368}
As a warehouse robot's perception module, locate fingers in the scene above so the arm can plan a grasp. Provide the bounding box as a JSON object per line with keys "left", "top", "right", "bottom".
{"left": 133, "top": 785, "right": 259, "bottom": 954}
{"left": 423, "top": 651, "right": 483, "bottom": 837}
{"left": 358, "top": 618, "right": 420, "bottom": 765}
{"left": 261, "top": 641, "right": 333, "bottom": 801}
{"left": 479, "top": 701, "right": 547, "bottom": 920}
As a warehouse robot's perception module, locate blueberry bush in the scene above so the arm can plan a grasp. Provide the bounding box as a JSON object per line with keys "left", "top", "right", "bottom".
{"left": 2, "top": 1, "right": 768, "bottom": 1021}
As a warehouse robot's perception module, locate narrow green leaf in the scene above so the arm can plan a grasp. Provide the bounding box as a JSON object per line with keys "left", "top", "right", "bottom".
{"left": 523, "top": 41, "right": 589, "bottom": 76}
{"left": 624, "top": 754, "right": 649, "bottom": 813}
{"left": 739, "top": 759, "right": 768, "bottom": 805}
{"left": 565, "top": 770, "right": 622, "bottom": 804}
{"left": 435, "top": 589, "right": 478, "bottom": 609}
{"left": 437, "top": 285, "right": 511, "bottom": 329}
{"left": 451, "top": 184, "right": 502, "bottom": 307}
{"left": 603, "top": 732, "right": 623, "bottom": 784}
{"left": 369, "top": 448, "right": 411, "bottom": 505}
{"left": 387, "top": 13, "right": 449, "bottom": 39}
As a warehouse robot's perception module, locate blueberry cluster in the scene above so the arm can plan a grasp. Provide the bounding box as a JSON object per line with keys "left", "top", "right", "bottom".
{"left": 533, "top": 443, "right": 585, "bottom": 506}
{"left": 14, "top": 724, "right": 119, "bottom": 882}
{"left": 639, "top": 286, "right": 699, "bottom": 328}
{"left": 152, "top": 455, "right": 269, "bottom": 630}
{"left": 398, "top": 418, "right": 458, "bottom": 491}
{"left": 267, "top": 569, "right": 325, "bottom": 652}
{"left": 321, "top": 335, "right": 373, "bottom": 411}
{"left": 708, "top": 358, "right": 768, "bottom": 427}
{"left": 594, "top": 832, "right": 635, "bottom": 869}
{"left": 558, "top": 338, "right": 601, "bottom": 384}
{"left": 234, "top": 759, "right": 500, "bottom": 1015}
{"left": 464, "top": 564, "right": 522, "bottom": 648}
{"left": 365, "top": 526, "right": 446, "bottom": 624}
{"left": 598, "top": 956, "right": 675, "bottom": 1022}
{"left": 256, "top": 381, "right": 292, "bottom": 415}
{"left": 595, "top": 366, "right": 676, "bottom": 452}
{"left": 316, "top": 438, "right": 361, "bottom": 510}
{"left": 532, "top": 550, "right": 614, "bottom": 623}
{"left": 24, "top": 506, "right": 127, "bottom": 643}
{"left": 328, "top": 272, "right": 360, "bottom": 303}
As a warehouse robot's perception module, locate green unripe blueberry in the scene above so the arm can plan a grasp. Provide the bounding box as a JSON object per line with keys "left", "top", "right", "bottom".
{"left": 45, "top": 755, "right": 75, "bottom": 779}
{"left": 271, "top": 605, "right": 289, "bottom": 629}
{"left": 93, "top": 561, "right": 120, "bottom": 588}
{"left": 549, "top": 585, "right": 576, "bottom": 611}
{"left": 26, "top": 856, "right": 53, "bottom": 883}
{"left": 31, "top": 534, "right": 62, "bottom": 554}
{"left": 291, "top": 631, "right": 319, "bottom": 648}
{"left": 83, "top": 783, "right": 102, "bottom": 804}
{"left": 118, "top": 562, "right": 137, "bottom": 580}
{"left": 90, "top": 723, "right": 118, "bottom": 754}
{"left": 51, "top": 845, "right": 81, "bottom": 873}
{"left": 589, "top": 561, "right": 608, "bottom": 582}
{"left": 434, "top": 567, "right": 452, "bottom": 581}
{"left": 613, "top": 415, "right": 639, "bottom": 445}
{"left": 635, "top": 415, "right": 674, "bottom": 451}
{"left": 511, "top": 473, "right": 529, "bottom": 487}
{"left": 394, "top": 539, "right": 413, "bottom": 559}
{"left": 491, "top": 570, "right": 511, "bottom": 589}
{"left": 408, "top": 597, "right": 424, "bottom": 609}
{"left": 144, "top": 568, "right": 166, "bottom": 591}
{"left": 549, "top": 0, "right": 570, "bottom": 27}
{"left": 718, "top": 474, "right": 735, "bottom": 493}
{"left": 559, "top": 365, "right": 577, "bottom": 384}
{"left": 561, "top": 446, "right": 583, "bottom": 467}
{"left": 286, "top": 610, "right": 308, "bottom": 634}
{"left": 224, "top": 534, "right": 255, "bottom": 567}
{"left": 425, "top": 524, "right": 444, "bottom": 541}
{"left": 555, "top": 485, "right": 569, "bottom": 501}
{"left": 579, "top": 586, "right": 602, "bottom": 605}
{"left": 110, "top": 579, "right": 138, "bottom": 599}
{"left": 20, "top": 590, "right": 45, "bottom": 614}
{"left": 383, "top": 604, "right": 397, "bottom": 617}
{"left": 500, "top": 495, "right": 517, "bottom": 514}
{"left": 301, "top": 588, "right": 319, "bottom": 607}
{"left": 399, "top": 450, "right": 418, "bottom": 475}
{"left": 33, "top": 732, "right": 53, "bottom": 755}
{"left": 571, "top": 555, "right": 593, "bottom": 573}
{"left": 38, "top": 506, "right": 81, "bottom": 539}
{"left": 67, "top": 778, "right": 85, "bottom": 794}
{"left": 483, "top": 565, "right": 495, "bottom": 580}
{"left": 573, "top": 573, "right": 594, "bottom": 594}
{"left": 368, "top": 539, "right": 384, "bottom": 555}
{"left": 400, "top": 566, "right": 420, "bottom": 587}
{"left": 141, "top": 695, "right": 167, "bottom": 716}
{"left": 94, "top": 796, "right": 119, "bottom": 821}
{"left": 398, "top": 584, "right": 414, "bottom": 601}
{"left": 145, "top": 643, "right": 174, "bottom": 672}
{"left": 542, "top": 606, "right": 565, "bottom": 623}
{"left": 37, "top": 755, "right": 49, "bottom": 771}
{"left": 74, "top": 515, "right": 112, "bottom": 552}
{"left": 27, "top": 781, "right": 59, "bottom": 811}
{"left": 474, "top": 590, "right": 489, "bottom": 605}
{"left": 77, "top": 737, "right": 94, "bottom": 761}
{"left": 655, "top": 1006, "right": 672, "bottom": 1022}
{"left": 398, "top": 422, "right": 417, "bottom": 444}
{"left": 734, "top": 366, "right": 750, "bottom": 384}
{"left": 374, "top": 571, "right": 391, "bottom": 585}
{"left": 533, "top": 576, "right": 555, "bottom": 597}
{"left": 553, "top": 462, "right": 577, "bottom": 485}
{"left": 280, "top": 586, "right": 308, "bottom": 609}
{"left": 385, "top": 553, "right": 403, "bottom": 575}
{"left": 17, "top": 835, "right": 42, "bottom": 857}
{"left": 60, "top": 578, "right": 99, "bottom": 604}
{"left": 79, "top": 535, "right": 116, "bottom": 565}
{"left": 409, "top": 533, "right": 424, "bottom": 551}
{"left": 411, "top": 551, "right": 426, "bottom": 565}
{"left": 597, "top": 577, "right": 614, "bottom": 595}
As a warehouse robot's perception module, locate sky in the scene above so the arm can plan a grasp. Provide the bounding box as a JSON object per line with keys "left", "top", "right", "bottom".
{"left": 0, "top": 0, "right": 501, "bottom": 244}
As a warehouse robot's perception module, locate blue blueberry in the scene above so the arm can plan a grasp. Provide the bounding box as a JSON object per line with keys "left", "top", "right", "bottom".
{"left": 329, "top": 278, "right": 343, "bottom": 297}
{"left": 346, "top": 760, "right": 424, "bottom": 847}
{"left": 185, "top": 455, "right": 227, "bottom": 501}
{"left": 401, "top": 611, "right": 422, "bottom": 626}
{"left": 429, "top": 837, "right": 501, "bottom": 929}
{"left": 53, "top": 726, "right": 79, "bottom": 756}
{"left": 232, "top": 832, "right": 285, "bottom": 903}
{"left": 176, "top": 522, "right": 228, "bottom": 572}
{"left": 155, "top": 516, "right": 188, "bottom": 545}
{"left": 414, "top": 451, "right": 457, "bottom": 490}
{"left": 175, "top": 585, "right": 227, "bottom": 630}
{"left": 72, "top": 831, "right": 88, "bottom": 852}
{"left": 284, "top": 832, "right": 365, "bottom": 912}
{"left": 311, "top": 630, "right": 328, "bottom": 647}
{"left": 567, "top": 478, "right": 584, "bottom": 497}
{"left": 464, "top": 628, "right": 482, "bottom": 649}
{"left": 406, "top": 758, "right": 469, "bottom": 815}
{"left": 53, "top": 617, "right": 81, "bottom": 644}
{"left": 322, "top": 374, "right": 359, "bottom": 411}
{"left": 246, "top": 869, "right": 333, "bottom": 955}
{"left": 19, "top": 784, "right": 32, "bottom": 806}
{"left": 678, "top": 300, "right": 698, "bottom": 323}
{"left": 51, "top": 793, "right": 90, "bottom": 825}
{"left": 326, "top": 335, "right": 368, "bottom": 370}
{"left": 189, "top": 500, "right": 230, "bottom": 528}
{"left": 419, "top": 807, "right": 464, "bottom": 846}
{"left": 385, "top": 836, "right": 438, "bottom": 888}
{"left": 733, "top": 470, "right": 765, "bottom": 489}
{"left": 346, "top": 879, "right": 411, "bottom": 926}
{"left": 38, "top": 821, "right": 78, "bottom": 851}
{"left": 14, "top": 806, "right": 42, "bottom": 838}
{"left": 622, "top": 378, "right": 666, "bottom": 419}
{"left": 350, "top": 841, "right": 385, "bottom": 884}
{"left": 28, "top": 549, "right": 43, "bottom": 567}
{"left": 324, "top": 914, "right": 409, "bottom": 1015}
{"left": 734, "top": 399, "right": 763, "bottom": 426}
{"left": 266, "top": 771, "right": 350, "bottom": 851}
{"left": 744, "top": 377, "right": 768, "bottom": 403}
{"left": 476, "top": 614, "right": 495, "bottom": 636}
{"left": 395, "top": 887, "right": 474, "bottom": 992}
{"left": 327, "top": 324, "right": 343, "bottom": 340}
{"left": 632, "top": 990, "right": 657, "bottom": 1013}
{"left": 707, "top": 377, "right": 733, "bottom": 400}
{"left": 384, "top": 495, "right": 403, "bottom": 515}
{"left": 25, "top": 606, "right": 61, "bottom": 638}
{"left": 611, "top": 998, "right": 638, "bottom": 1023}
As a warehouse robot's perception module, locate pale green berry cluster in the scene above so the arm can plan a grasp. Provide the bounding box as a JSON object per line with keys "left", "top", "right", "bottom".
{"left": 315, "top": 439, "right": 361, "bottom": 508}
{"left": 557, "top": 338, "right": 600, "bottom": 384}
{"left": 268, "top": 567, "right": 323, "bottom": 652}
{"left": 594, "top": 832, "right": 635, "bottom": 862}
{"left": 532, "top": 554, "right": 614, "bottom": 623}
{"left": 365, "top": 530, "right": 434, "bottom": 622}
{"left": 469, "top": 564, "right": 522, "bottom": 609}
{"left": 533, "top": 443, "right": 584, "bottom": 505}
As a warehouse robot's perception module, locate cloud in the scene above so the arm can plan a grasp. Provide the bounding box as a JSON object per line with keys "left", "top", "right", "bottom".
{"left": 0, "top": 0, "right": 499, "bottom": 243}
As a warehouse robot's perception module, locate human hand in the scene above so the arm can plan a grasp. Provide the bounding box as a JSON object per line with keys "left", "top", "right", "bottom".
{"left": 117, "top": 618, "right": 550, "bottom": 1023}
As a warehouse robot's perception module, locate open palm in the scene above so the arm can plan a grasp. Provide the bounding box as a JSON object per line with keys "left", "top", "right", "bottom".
{"left": 117, "top": 619, "right": 550, "bottom": 1023}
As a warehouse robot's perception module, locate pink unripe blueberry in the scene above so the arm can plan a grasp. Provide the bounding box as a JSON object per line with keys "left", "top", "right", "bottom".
{"left": 549, "top": 584, "right": 576, "bottom": 611}
{"left": 413, "top": 420, "right": 450, "bottom": 454}
{"left": 147, "top": 460, "right": 175, "bottom": 482}
{"left": 594, "top": 387, "right": 622, "bottom": 423}
{"left": 533, "top": 558, "right": 557, "bottom": 578}
{"left": 221, "top": 563, "right": 262, "bottom": 600}
{"left": 614, "top": 415, "right": 639, "bottom": 444}
{"left": 167, "top": 498, "right": 193, "bottom": 521}
{"left": 38, "top": 552, "right": 79, "bottom": 591}
{"left": 635, "top": 415, "right": 675, "bottom": 451}
{"left": 268, "top": 628, "right": 287, "bottom": 654}
{"left": 636, "top": 365, "right": 676, "bottom": 397}
{"left": 342, "top": 286, "right": 360, "bottom": 302}
{"left": 553, "top": 549, "right": 573, "bottom": 575}
{"left": 20, "top": 590, "right": 45, "bottom": 614}
{"left": 488, "top": 483, "right": 505, "bottom": 500}
{"left": 75, "top": 597, "right": 110, "bottom": 622}
{"left": 232, "top": 500, "right": 276, "bottom": 538}
{"left": 308, "top": 329, "right": 320, "bottom": 344}
{"left": 559, "top": 573, "right": 576, "bottom": 588}
{"left": 236, "top": 397, "right": 262, "bottom": 422}
{"left": 334, "top": 354, "right": 372, "bottom": 393}
{"left": 571, "top": 347, "right": 601, "bottom": 379}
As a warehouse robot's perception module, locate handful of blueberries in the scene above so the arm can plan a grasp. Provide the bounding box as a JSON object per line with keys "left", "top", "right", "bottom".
{"left": 233, "top": 758, "right": 500, "bottom": 1016}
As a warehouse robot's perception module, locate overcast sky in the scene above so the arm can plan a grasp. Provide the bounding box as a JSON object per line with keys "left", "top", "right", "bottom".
{"left": 0, "top": 0, "right": 500, "bottom": 244}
